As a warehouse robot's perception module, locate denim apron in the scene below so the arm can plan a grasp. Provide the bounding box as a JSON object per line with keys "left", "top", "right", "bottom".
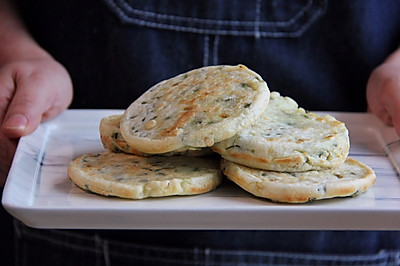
{"left": 6, "top": 0, "right": 400, "bottom": 265}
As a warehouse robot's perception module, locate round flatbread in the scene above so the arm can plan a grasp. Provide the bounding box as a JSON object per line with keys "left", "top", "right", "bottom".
{"left": 68, "top": 151, "right": 222, "bottom": 199}
{"left": 120, "top": 65, "right": 270, "bottom": 154}
{"left": 212, "top": 92, "right": 349, "bottom": 172}
{"left": 100, "top": 114, "right": 213, "bottom": 157}
{"left": 221, "top": 157, "right": 376, "bottom": 203}
{"left": 100, "top": 114, "right": 148, "bottom": 156}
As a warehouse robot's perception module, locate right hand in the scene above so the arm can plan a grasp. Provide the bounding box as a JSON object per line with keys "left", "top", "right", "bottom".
{"left": 0, "top": 55, "right": 73, "bottom": 184}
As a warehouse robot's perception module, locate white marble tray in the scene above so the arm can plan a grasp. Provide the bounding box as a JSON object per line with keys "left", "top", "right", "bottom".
{"left": 2, "top": 110, "right": 400, "bottom": 229}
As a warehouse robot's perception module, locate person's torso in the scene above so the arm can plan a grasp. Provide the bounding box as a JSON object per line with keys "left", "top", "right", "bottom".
{"left": 16, "top": 0, "right": 400, "bottom": 111}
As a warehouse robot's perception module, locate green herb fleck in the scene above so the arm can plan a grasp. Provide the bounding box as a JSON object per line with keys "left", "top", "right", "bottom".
{"left": 112, "top": 132, "right": 119, "bottom": 139}
{"left": 192, "top": 119, "right": 202, "bottom": 125}
{"left": 226, "top": 144, "right": 241, "bottom": 150}
{"left": 241, "top": 83, "right": 251, "bottom": 89}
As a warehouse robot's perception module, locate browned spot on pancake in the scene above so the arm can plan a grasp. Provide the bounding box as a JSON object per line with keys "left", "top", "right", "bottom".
{"left": 160, "top": 87, "right": 217, "bottom": 137}
{"left": 296, "top": 138, "right": 311, "bottom": 144}
{"left": 227, "top": 152, "right": 271, "bottom": 164}
{"left": 179, "top": 90, "right": 212, "bottom": 106}
{"left": 203, "top": 137, "right": 214, "bottom": 146}
{"left": 330, "top": 186, "right": 357, "bottom": 196}
{"left": 280, "top": 194, "right": 310, "bottom": 203}
{"left": 330, "top": 121, "right": 344, "bottom": 126}
{"left": 188, "top": 182, "right": 216, "bottom": 194}
{"left": 160, "top": 106, "right": 198, "bottom": 137}
{"left": 272, "top": 156, "right": 303, "bottom": 165}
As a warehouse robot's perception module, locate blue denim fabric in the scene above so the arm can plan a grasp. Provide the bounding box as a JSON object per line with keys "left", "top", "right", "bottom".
{"left": 12, "top": 221, "right": 400, "bottom": 266}
{"left": 16, "top": 0, "right": 400, "bottom": 111}
{"left": 6, "top": 0, "right": 400, "bottom": 265}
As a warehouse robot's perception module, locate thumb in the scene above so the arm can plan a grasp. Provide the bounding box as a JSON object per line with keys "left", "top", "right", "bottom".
{"left": 382, "top": 86, "right": 400, "bottom": 136}
{"left": 1, "top": 67, "right": 72, "bottom": 138}
{"left": 2, "top": 80, "right": 50, "bottom": 138}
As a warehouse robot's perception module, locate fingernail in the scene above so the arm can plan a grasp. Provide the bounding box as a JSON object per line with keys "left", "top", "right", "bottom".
{"left": 4, "top": 114, "right": 28, "bottom": 131}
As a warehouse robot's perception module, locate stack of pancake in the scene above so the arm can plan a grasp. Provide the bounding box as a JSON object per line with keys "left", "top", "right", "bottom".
{"left": 68, "top": 65, "right": 375, "bottom": 203}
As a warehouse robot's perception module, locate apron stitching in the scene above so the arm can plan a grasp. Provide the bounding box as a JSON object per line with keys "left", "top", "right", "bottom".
{"left": 212, "top": 35, "right": 220, "bottom": 65}
{"left": 94, "top": 234, "right": 102, "bottom": 266}
{"left": 113, "top": 0, "right": 313, "bottom": 27}
{"left": 103, "top": 240, "right": 111, "bottom": 266}
{"left": 254, "top": 0, "right": 261, "bottom": 39}
{"left": 203, "top": 35, "right": 210, "bottom": 66}
{"left": 204, "top": 247, "right": 211, "bottom": 266}
{"left": 18, "top": 227, "right": 96, "bottom": 252}
{"left": 104, "top": 0, "right": 326, "bottom": 37}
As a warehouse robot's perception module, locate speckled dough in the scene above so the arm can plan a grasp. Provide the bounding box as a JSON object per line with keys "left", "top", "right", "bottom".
{"left": 120, "top": 65, "right": 270, "bottom": 154}
{"left": 212, "top": 92, "right": 350, "bottom": 172}
{"left": 221, "top": 157, "right": 376, "bottom": 203}
{"left": 100, "top": 114, "right": 213, "bottom": 157}
{"left": 68, "top": 151, "right": 222, "bottom": 199}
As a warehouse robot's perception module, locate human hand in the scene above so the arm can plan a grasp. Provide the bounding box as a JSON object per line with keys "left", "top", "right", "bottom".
{"left": 0, "top": 56, "right": 73, "bottom": 185}
{"left": 367, "top": 61, "right": 400, "bottom": 136}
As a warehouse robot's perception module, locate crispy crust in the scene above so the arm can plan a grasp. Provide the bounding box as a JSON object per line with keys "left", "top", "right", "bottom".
{"left": 221, "top": 157, "right": 376, "bottom": 203}
{"left": 100, "top": 115, "right": 213, "bottom": 157}
{"left": 68, "top": 151, "right": 222, "bottom": 199}
{"left": 120, "top": 65, "right": 270, "bottom": 154}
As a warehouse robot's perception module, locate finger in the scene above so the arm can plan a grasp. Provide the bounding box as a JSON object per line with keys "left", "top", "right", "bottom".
{"left": 366, "top": 63, "right": 400, "bottom": 128}
{"left": 1, "top": 71, "right": 58, "bottom": 138}
{"left": 382, "top": 87, "right": 400, "bottom": 136}
{"left": 0, "top": 66, "right": 17, "bottom": 124}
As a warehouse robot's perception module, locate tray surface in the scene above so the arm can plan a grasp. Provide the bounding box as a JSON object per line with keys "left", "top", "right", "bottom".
{"left": 2, "top": 110, "right": 400, "bottom": 229}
